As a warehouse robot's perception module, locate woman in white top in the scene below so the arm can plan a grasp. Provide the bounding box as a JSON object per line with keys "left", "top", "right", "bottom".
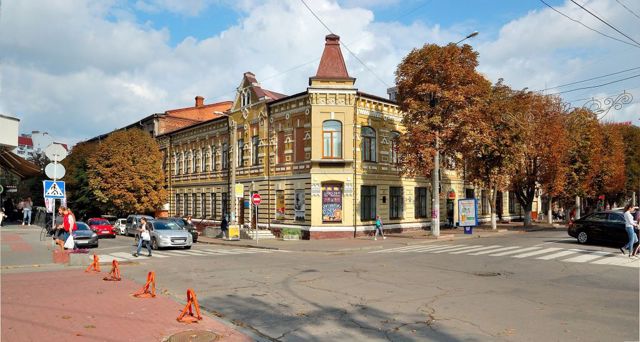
{"left": 622, "top": 204, "right": 639, "bottom": 257}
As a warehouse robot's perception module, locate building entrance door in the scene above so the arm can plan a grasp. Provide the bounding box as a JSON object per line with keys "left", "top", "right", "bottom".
{"left": 446, "top": 199, "right": 455, "bottom": 227}
{"left": 239, "top": 197, "right": 245, "bottom": 225}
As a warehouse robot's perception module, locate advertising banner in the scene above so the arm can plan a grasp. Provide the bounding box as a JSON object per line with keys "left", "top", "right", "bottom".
{"left": 322, "top": 184, "right": 342, "bottom": 223}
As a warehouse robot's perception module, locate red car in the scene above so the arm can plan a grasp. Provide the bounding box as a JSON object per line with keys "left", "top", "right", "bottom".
{"left": 87, "top": 218, "right": 116, "bottom": 238}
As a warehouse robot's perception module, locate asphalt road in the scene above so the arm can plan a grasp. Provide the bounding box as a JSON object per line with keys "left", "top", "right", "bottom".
{"left": 2, "top": 227, "right": 639, "bottom": 341}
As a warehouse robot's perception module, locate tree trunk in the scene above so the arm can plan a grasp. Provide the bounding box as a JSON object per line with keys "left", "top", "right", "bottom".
{"left": 547, "top": 196, "right": 553, "bottom": 225}
{"left": 489, "top": 186, "right": 497, "bottom": 230}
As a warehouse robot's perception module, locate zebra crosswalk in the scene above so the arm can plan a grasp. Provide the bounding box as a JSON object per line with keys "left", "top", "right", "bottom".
{"left": 369, "top": 244, "right": 640, "bottom": 268}
{"left": 93, "top": 247, "right": 288, "bottom": 263}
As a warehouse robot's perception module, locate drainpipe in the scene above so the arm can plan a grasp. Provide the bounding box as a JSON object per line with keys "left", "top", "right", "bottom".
{"left": 353, "top": 97, "right": 357, "bottom": 238}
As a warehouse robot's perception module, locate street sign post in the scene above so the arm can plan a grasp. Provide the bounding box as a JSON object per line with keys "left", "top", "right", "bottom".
{"left": 43, "top": 181, "right": 66, "bottom": 199}
{"left": 45, "top": 163, "right": 66, "bottom": 179}
{"left": 252, "top": 193, "right": 262, "bottom": 206}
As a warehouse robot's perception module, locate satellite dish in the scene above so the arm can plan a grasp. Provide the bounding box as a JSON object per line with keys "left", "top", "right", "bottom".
{"left": 45, "top": 163, "right": 66, "bottom": 179}
{"left": 44, "top": 143, "right": 68, "bottom": 162}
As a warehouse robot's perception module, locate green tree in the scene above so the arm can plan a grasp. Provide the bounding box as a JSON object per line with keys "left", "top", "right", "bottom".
{"left": 62, "top": 141, "right": 100, "bottom": 218}
{"left": 87, "top": 129, "right": 166, "bottom": 216}
{"left": 619, "top": 124, "right": 640, "bottom": 202}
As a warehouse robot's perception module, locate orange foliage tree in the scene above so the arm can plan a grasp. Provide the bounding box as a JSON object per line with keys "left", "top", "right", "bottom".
{"left": 509, "top": 92, "right": 568, "bottom": 226}
{"left": 394, "top": 43, "right": 490, "bottom": 176}
{"left": 87, "top": 129, "right": 166, "bottom": 216}
{"left": 62, "top": 141, "right": 101, "bottom": 218}
{"left": 596, "top": 123, "right": 626, "bottom": 200}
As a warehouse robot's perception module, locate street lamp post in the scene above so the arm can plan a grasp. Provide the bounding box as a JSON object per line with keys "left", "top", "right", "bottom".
{"left": 431, "top": 31, "right": 479, "bottom": 238}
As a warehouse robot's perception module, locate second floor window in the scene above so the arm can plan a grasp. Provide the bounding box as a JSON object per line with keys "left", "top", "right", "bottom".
{"left": 252, "top": 135, "right": 259, "bottom": 165}
{"left": 211, "top": 146, "right": 217, "bottom": 171}
{"left": 201, "top": 148, "right": 207, "bottom": 172}
{"left": 238, "top": 139, "right": 244, "bottom": 167}
{"left": 390, "top": 131, "right": 400, "bottom": 164}
{"left": 277, "top": 131, "right": 285, "bottom": 164}
{"left": 362, "top": 126, "right": 376, "bottom": 162}
{"left": 323, "top": 120, "right": 342, "bottom": 159}
{"left": 222, "top": 143, "right": 229, "bottom": 169}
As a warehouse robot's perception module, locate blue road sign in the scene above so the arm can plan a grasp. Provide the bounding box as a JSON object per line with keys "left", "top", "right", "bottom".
{"left": 43, "top": 180, "right": 65, "bottom": 199}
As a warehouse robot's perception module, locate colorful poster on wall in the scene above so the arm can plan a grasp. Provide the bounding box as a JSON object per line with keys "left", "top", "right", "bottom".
{"left": 322, "top": 184, "right": 343, "bottom": 223}
{"left": 294, "top": 189, "right": 305, "bottom": 221}
{"left": 275, "top": 190, "right": 285, "bottom": 220}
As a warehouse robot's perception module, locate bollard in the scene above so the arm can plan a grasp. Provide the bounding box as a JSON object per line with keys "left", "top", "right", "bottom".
{"left": 84, "top": 254, "right": 100, "bottom": 273}
{"left": 133, "top": 271, "right": 156, "bottom": 298}
{"left": 103, "top": 260, "right": 121, "bottom": 281}
{"left": 177, "top": 289, "right": 203, "bottom": 323}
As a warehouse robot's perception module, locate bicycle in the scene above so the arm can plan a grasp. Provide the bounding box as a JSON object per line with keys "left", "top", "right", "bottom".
{"left": 40, "top": 221, "right": 55, "bottom": 241}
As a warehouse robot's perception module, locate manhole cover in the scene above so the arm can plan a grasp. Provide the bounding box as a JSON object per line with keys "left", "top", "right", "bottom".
{"left": 164, "top": 330, "right": 220, "bottom": 342}
{"left": 474, "top": 272, "right": 501, "bottom": 277}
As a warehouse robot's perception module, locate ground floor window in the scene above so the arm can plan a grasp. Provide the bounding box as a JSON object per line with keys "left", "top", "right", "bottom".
{"left": 175, "top": 194, "right": 181, "bottom": 216}
{"left": 415, "top": 187, "right": 427, "bottom": 218}
{"left": 322, "top": 183, "right": 343, "bottom": 223}
{"left": 481, "top": 190, "right": 489, "bottom": 215}
{"left": 275, "top": 190, "right": 285, "bottom": 220}
{"left": 509, "top": 191, "right": 516, "bottom": 214}
{"left": 294, "top": 189, "right": 305, "bottom": 221}
{"left": 222, "top": 192, "right": 228, "bottom": 219}
{"left": 201, "top": 193, "right": 206, "bottom": 218}
{"left": 192, "top": 193, "right": 197, "bottom": 217}
{"left": 211, "top": 193, "right": 217, "bottom": 219}
{"left": 390, "top": 187, "right": 403, "bottom": 219}
{"left": 360, "top": 185, "right": 376, "bottom": 221}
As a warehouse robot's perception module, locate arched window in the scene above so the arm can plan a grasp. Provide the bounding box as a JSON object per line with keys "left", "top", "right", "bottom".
{"left": 390, "top": 131, "right": 400, "bottom": 164}
{"left": 201, "top": 148, "right": 207, "bottom": 172}
{"left": 361, "top": 126, "right": 376, "bottom": 162}
{"left": 191, "top": 150, "right": 197, "bottom": 173}
{"left": 173, "top": 153, "right": 179, "bottom": 175}
{"left": 322, "top": 120, "right": 342, "bottom": 159}
{"left": 179, "top": 152, "right": 184, "bottom": 174}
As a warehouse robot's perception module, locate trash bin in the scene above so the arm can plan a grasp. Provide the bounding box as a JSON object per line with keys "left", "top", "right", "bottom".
{"left": 464, "top": 226, "right": 473, "bottom": 234}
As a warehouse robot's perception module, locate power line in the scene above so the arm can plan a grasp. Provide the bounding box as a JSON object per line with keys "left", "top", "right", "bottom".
{"left": 548, "top": 73, "right": 640, "bottom": 95}
{"left": 569, "top": 0, "right": 640, "bottom": 46}
{"left": 538, "top": 0, "right": 640, "bottom": 48}
{"left": 299, "top": 0, "right": 392, "bottom": 88}
{"left": 538, "top": 66, "right": 640, "bottom": 91}
{"left": 615, "top": 0, "right": 640, "bottom": 21}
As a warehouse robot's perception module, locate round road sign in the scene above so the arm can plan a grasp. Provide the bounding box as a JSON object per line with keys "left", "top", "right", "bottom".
{"left": 45, "top": 163, "right": 66, "bottom": 179}
{"left": 44, "top": 143, "right": 68, "bottom": 162}
{"left": 252, "top": 193, "right": 262, "bottom": 206}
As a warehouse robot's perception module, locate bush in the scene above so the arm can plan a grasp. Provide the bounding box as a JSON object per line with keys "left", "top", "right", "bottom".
{"left": 281, "top": 228, "right": 301, "bottom": 237}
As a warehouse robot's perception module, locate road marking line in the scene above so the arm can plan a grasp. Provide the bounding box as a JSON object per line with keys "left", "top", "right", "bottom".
{"left": 110, "top": 252, "right": 138, "bottom": 260}
{"left": 169, "top": 250, "right": 205, "bottom": 256}
{"left": 469, "top": 246, "right": 520, "bottom": 255}
{"left": 512, "top": 247, "right": 563, "bottom": 258}
{"left": 227, "top": 249, "right": 262, "bottom": 254}
{"left": 403, "top": 245, "right": 461, "bottom": 253}
{"left": 536, "top": 250, "right": 578, "bottom": 260}
{"left": 371, "top": 245, "right": 428, "bottom": 253}
{"left": 195, "top": 249, "right": 224, "bottom": 254}
{"left": 156, "top": 251, "right": 187, "bottom": 256}
{"left": 591, "top": 256, "right": 638, "bottom": 266}
{"left": 490, "top": 247, "right": 540, "bottom": 256}
{"left": 179, "top": 250, "right": 210, "bottom": 255}
{"left": 562, "top": 251, "right": 611, "bottom": 263}
{"left": 398, "top": 245, "right": 456, "bottom": 253}
{"left": 431, "top": 245, "right": 484, "bottom": 254}
{"left": 145, "top": 252, "right": 169, "bottom": 258}
{"left": 449, "top": 245, "right": 503, "bottom": 254}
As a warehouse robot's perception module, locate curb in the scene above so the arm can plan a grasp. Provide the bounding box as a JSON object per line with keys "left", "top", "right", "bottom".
{"left": 197, "top": 238, "right": 280, "bottom": 250}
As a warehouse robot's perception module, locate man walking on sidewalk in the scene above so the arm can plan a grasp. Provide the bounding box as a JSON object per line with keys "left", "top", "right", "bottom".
{"left": 374, "top": 215, "right": 386, "bottom": 240}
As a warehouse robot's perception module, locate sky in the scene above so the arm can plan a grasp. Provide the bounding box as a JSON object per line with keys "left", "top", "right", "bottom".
{"left": 1, "top": 0, "right": 639, "bottom": 146}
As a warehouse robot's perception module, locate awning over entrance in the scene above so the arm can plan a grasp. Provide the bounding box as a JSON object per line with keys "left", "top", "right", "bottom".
{"left": 0, "top": 149, "right": 41, "bottom": 179}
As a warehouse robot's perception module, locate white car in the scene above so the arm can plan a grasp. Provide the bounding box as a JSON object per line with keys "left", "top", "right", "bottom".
{"left": 114, "top": 218, "right": 127, "bottom": 235}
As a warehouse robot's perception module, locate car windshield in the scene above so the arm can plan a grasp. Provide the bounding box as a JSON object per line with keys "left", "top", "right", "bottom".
{"left": 153, "top": 221, "right": 182, "bottom": 230}
{"left": 92, "top": 219, "right": 110, "bottom": 225}
{"left": 171, "top": 218, "right": 186, "bottom": 227}
{"left": 76, "top": 222, "right": 90, "bottom": 231}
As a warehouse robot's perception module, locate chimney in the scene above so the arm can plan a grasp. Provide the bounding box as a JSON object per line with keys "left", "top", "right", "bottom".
{"left": 195, "top": 96, "right": 204, "bottom": 107}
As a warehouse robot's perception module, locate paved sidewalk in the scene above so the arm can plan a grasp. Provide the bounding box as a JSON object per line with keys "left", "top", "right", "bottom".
{"left": 197, "top": 222, "right": 567, "bottom": 252}
{"left": 1, "top": 269, "right": 255, "bottom": 342}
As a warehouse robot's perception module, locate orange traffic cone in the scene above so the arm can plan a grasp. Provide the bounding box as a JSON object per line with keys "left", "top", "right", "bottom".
{"left": 177, "top": 289, "right": 203, "bottom": 323}
{"left": 103, "top": 260, "right": 121, "bottom": 281}
{"left": 85, "top": 254, "right": 100, "bottom": 273}
{"left": 133, "top": 271, "right": 156, "bottom": 298}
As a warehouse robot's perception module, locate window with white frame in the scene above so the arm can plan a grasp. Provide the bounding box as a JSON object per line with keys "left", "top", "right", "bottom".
{"left": 361, "top": 126, "right": 376, "bottom": 162}
{"left": 322, "top": 120, "right": 342, "bottom": 159}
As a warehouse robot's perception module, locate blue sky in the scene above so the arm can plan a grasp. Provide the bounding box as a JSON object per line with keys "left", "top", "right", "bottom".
{"left": 0, "top": 0, "right": 637, "bottom": 144}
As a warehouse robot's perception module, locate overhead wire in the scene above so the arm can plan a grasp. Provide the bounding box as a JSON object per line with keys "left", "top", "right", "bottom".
{"left": 569, "top": 0, "right": 640, "bottom": 46}
{"left": 547, "top": 73, "right": 640, "bottom": 95}
{"left": 538, "top": 66, "right": 640, "bottom": 91}
{"left": 615, "top": 0, "right": 640, "bottom": 21}
{"left": 538, "top": 0, "right": 640, "bottom": 48}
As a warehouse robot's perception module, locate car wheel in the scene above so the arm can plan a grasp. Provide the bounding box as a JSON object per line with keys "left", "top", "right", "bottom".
{"left": 577, "top": 231, "right": 589, "bottom": 244}
{"left": 184, "top": 246, "right": 191, "bottom": 250}
{"left": 151, "top": 238, "right": 158, "bottom": 250}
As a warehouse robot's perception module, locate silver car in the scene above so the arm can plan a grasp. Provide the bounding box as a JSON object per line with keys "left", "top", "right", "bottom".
{"left": 149, "top": 220, "right": 193, "bottom": 250}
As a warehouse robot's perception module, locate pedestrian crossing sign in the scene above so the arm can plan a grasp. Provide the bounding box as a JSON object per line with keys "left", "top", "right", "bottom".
{"left": 43, "top": 180, "right": 65, "bottom": 199}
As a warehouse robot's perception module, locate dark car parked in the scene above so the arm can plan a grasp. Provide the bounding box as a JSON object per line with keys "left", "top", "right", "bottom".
{"left": 568, "top": 210, "right": 639, "bottom": 246}
{"left": 73, "top": 222, "right": 99, "bottom": 248}
{"left": 165, "top": 217, "right": 198, "bottom": 243}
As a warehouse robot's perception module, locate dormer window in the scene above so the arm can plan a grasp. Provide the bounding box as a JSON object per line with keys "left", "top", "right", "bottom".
{"left": 241, "top": 89, "right": 250, "bottom": 107}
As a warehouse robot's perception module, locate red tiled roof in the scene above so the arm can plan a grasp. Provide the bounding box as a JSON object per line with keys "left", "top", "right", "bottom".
{"left": 18, "top": 136, "right": 33, "bottom": 147}
{"left": 315, "top": 34, "right": 350, "bottom": 79}
{"left": 242, "top": 72, "right": 288, "bottom": 102}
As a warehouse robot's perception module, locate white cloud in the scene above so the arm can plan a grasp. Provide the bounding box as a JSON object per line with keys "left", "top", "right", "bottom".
{"left": 0, "top": 0, "right": 637, "bottom": 146}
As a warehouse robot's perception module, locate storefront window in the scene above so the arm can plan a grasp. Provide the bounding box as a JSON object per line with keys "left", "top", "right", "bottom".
{"left": 322, "top": 183, "right": 343, "bottom": 223}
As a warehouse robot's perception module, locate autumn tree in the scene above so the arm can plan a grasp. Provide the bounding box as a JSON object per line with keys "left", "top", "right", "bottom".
{"left": 596, "top": 123, "right": 626, "bottom": 202}
{"left": 87, "top": 129, "right": 166, "bottom": 216}
{"left": 395, "top": 43, "right": 490, "bottom": 176}
{"left": 461, "top": 80, "right": 521, "bottom": 229}
{"left": 618, "top": 124, "right": 640, "bottom": 201}
{"left": 510, "top": 92, "right": 568, "bottom": 226}
{"left": 62, "top": 141, "right": 100, "bottom": 218}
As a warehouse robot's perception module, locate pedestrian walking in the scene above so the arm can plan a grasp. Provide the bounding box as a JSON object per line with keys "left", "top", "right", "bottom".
{"left": 373, "top": 215, "right": 386, "bottom": 240}
{"left": 0, "top": 207, "right": 6, "bottom": 227}
{"left": 620, "top": 204, "right": 639, "bottom": 257}
{"left": 186, "top": 215, "right": 193, "bottom": 226}
{"left": 22, "top": 197, "right": 33, "bottom": 226}
{"left": 133, "top": 217, "right": 152, "bottom": 257}
{"left": 56, "top": 207, "right": 77, "bottom": 250}
{"left": 220, "top": 215, "right": 229, "bottom": 239}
